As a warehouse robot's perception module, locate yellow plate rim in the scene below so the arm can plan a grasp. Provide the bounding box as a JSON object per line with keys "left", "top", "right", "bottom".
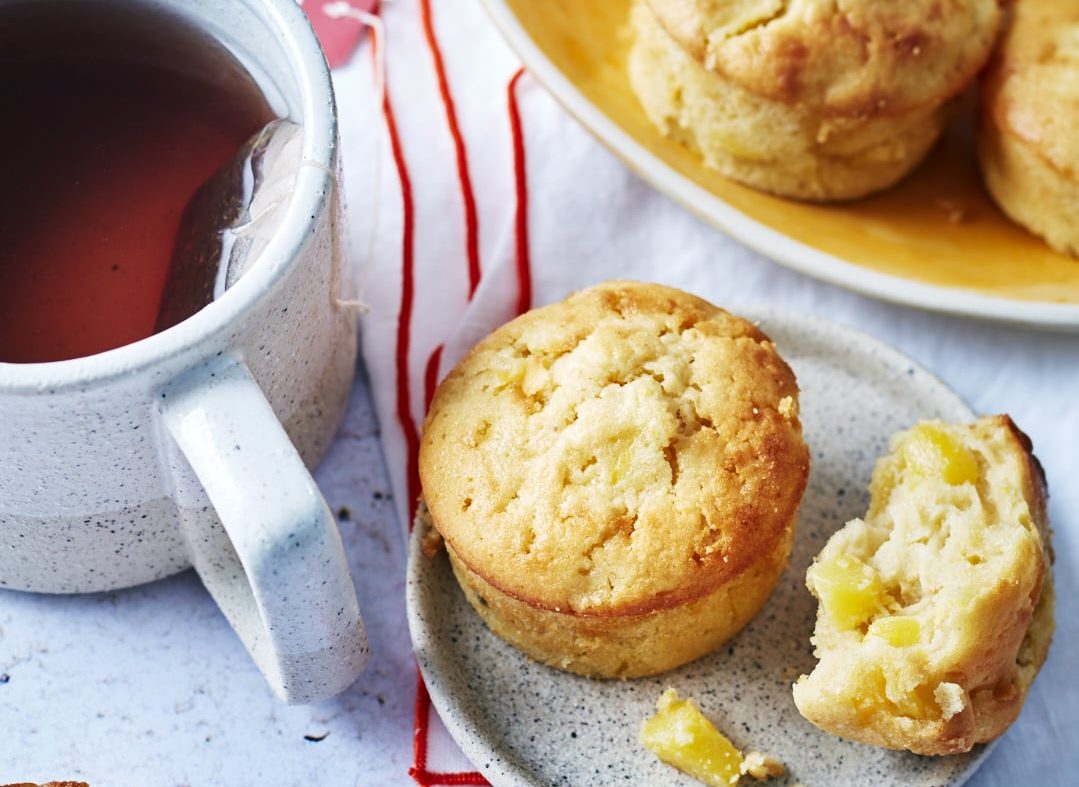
{"left": 479, "top": 0, "right": 1079, "bottom": 333}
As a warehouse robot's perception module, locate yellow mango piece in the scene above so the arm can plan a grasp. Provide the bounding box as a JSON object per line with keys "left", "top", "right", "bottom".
{"left": 491, "top": 359, "right": 525, "bottom": 391}
{"left": 903, "top": 423, "right": 979, "bottom": 485}
{"left": 640, "top": 688, "right": 744, "bottom": 787}
{"left": 521, "top": 358, "right": 549, "bottom": 396}
{"left": 608, "top": 445, "right": 632, "bottom": 485}
{"left": 492, "top": 357, "right": 550, "bottom": 398}
{"left": 859, "top": 669, "right": 939, "bottom": 721}
{"left": 891, "top": 681, "right": 940, "bottom": 720}
{"left": 868, "top": 616, "right": 921, "bottom": 647}
{"left": 809, "top": 554, "right": 887, "bottom": 630}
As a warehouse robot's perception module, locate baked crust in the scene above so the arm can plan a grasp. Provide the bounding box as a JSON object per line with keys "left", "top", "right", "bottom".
{"left": 979, "top": 0, "right": 1079, "bottom": 255}
{"left": 423, "top": 506, "right": 795, "bottom": 678}
{"left": 419, "top": 281, "right": 809, "bottom": 677}
{"left": 628, "top": 0, "right": 950, "bottom": 200}
{"left": 646, "top": 0, "right": 1000, "bottom": 118}
{"left": 793, "top": 415, "right": 1054, "bottom": 755}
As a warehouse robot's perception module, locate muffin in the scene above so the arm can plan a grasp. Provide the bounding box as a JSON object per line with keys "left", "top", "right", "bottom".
{"left": 628, "top": 0, "right": 1000, "bottom": 201}
{"left": 979, "top": 0, "right": 1079, "bottom": 256}
{"left": 793, "top": 416, "right": 1054, "bottom": 755}
{"left": 418, "top": 281, "right": 809, "bottom": 678}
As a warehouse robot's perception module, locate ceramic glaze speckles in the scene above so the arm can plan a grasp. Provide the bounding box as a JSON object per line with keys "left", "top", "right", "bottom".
{"left": 0, "top": 0, "right": 367, "bottom": 704}
{"left": 408, "top": 311, "right": 991, "bottom": 787}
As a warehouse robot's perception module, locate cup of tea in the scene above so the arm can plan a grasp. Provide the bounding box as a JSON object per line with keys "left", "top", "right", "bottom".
{"left": 0, "top": 0, "right": 368, "bottom": 703}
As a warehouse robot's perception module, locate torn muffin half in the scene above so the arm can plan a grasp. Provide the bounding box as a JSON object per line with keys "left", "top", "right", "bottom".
{"left": 794, "top": 416, "right": 1054, "bottom": 755}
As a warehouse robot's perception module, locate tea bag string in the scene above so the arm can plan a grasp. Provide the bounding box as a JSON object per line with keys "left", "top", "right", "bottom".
{"left": 322, "top": 1, "right": 387, "bottom": 313}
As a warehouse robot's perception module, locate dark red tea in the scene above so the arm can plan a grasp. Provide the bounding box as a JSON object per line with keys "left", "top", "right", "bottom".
{"left": 0, "top": 2, "right": 275, "bottom": 363}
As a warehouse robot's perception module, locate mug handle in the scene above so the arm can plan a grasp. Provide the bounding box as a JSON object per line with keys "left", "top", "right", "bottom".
{"left": 159, "top": 356, "right": 368, "bottom": 704}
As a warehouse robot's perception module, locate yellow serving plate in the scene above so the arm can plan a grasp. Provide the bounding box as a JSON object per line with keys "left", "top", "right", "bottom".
{"left": 481, "top": 0, "right": 1079, "bottom": 331}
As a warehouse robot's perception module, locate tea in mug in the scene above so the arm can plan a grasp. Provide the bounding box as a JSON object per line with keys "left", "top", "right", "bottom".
{"left": 0, "top": 1, "right": 279, "bottom": 363}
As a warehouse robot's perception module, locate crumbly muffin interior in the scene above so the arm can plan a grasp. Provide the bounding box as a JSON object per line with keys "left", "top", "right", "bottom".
{"left": 793, "top": 418, "right": 1053, "bottom": 753}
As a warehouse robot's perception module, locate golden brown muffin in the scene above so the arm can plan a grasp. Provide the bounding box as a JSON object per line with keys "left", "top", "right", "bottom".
{"left": 629, "top": 0, "right": 1000, "bottom": 201}
{"left": 979, "top": 0, "right": 1079, "bottom": 256}
{"left": 793, "top": 416, "right": 1054, "bottom": 755}
{"left": 419, "top": 281, "right": 809, "bottom": 678}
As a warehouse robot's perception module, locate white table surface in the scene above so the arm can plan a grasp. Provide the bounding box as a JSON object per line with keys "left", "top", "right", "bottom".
{"left": 1, "top": 362, "right": 416, "bottom": 786}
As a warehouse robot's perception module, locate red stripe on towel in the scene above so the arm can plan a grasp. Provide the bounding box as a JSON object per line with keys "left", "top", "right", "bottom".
{"left": 507, "top": 68, "right": 532, "bottom": 317}
{"left": 358, "top": 7, "right": 489, "bottom": 786}
{"left": 410, "top": 672, "right": 490, "bottom": 786}
{"left": 380, "top": 24, "right": 422, "bottom": 521}
{"left": 417, "top": 0, "right": 485, "bottom": 434}
{"left": 410, "top": 67, "right": 536, "bottom": 787}
{"left": 409, "top": 61, "right": 536, "bottom": 787}
{"left": 419, "top": 0, "right": 481, "bottom": 298}
{"left": 423, "top": 344, "right": 444, "bottom": 413}
{"left": 405, "top": 5, "right": 494, "bottom": 786}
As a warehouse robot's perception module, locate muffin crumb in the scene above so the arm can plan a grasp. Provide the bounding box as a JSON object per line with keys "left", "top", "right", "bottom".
{"left": 741, "top": 751, "right": 785, "bottom": 780}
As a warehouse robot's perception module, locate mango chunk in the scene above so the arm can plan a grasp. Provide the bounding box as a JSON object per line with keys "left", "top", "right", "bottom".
{"left": 809, "top": 554, "right": 887, "bottom": 630}
{"left": 641, "top": 688, "right": 744, "bottom": 786}
{"left": 521, "top": 358, "right": 549, "bottom": 396}
{"left": 902, "top": 423, "right": 979, "bottom": 485}
{"left": 868, "top": 616, "right": 921, "bottom": 647}
{"left": 608, "top": 444, "right": 632, "bottom": 485}
{"left": 491, "top": 358, "right": 525, "bottom": 391}
{"left": 490, "top": 356, "right": 549, "bottom": 397}
{"left": 859, "top": 669, "right": 940, "bottom": 721}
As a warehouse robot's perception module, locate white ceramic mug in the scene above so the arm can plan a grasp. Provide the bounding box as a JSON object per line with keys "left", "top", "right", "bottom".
{"left": 0, "top": 0, "right": 368, "bottom": 703}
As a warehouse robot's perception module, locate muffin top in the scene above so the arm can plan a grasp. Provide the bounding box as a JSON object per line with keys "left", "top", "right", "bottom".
{"left": 983, "top": 0, "right": 1079, "bottom": 177}
{"left": 419, "top": 281, "right": 808, "bottom": 616}
{"left": 644, "top": 0, "right": 1000, "bottom": 118}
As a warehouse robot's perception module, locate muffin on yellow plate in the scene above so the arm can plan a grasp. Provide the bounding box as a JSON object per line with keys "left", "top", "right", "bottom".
{"left": 418, "top": 281, "right": 809, "bottom": 678}
{"left": 793, "top": 416, "right": 1054, "bottom": 755}
{"left": 979, "top": 0, "right": 1079, "bottom": 256}
{"left": 628, "top": 0, "right": 1000, "bottom": 201}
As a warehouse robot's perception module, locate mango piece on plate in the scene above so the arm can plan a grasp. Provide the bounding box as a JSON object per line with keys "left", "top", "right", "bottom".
{"left": 640, "top": 688, "right": 744, "bottom": 786}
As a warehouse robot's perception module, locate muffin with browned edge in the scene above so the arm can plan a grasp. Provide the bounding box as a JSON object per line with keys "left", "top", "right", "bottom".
{"left": 979, "top": 0, "right": 1079, "bottom": 256}
{"left": 629, "top": 0, "right": 1001, "bottom": 201}
{"left": 794, "top": 416, "right": 1054, "bottom": 755}
{"left": 418, "top": 281, "right": 809, "bottom": 678}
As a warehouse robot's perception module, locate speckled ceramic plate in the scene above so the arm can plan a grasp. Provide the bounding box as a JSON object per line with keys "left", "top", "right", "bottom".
{"left": 476, "top": 0, "right": 1079, "bottom": 332}
{"left": 407, "top": 311, "right": 990, "bottom": 787}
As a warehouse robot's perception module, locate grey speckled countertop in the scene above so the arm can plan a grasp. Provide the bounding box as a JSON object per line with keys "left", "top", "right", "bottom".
{"left": 0, "top": 360, "right": 414, "bottom": 786}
